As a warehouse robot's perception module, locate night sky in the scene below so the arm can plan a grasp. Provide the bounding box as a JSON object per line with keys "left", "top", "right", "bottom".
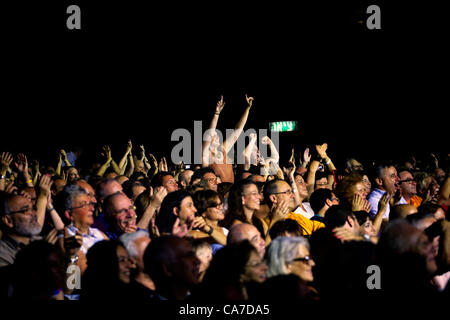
{"left": 2, "top": 1, "right": 448, "bottom": 169}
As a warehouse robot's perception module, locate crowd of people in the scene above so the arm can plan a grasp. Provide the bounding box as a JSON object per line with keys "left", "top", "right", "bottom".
{"left": 0, "top": 95, "right": 449, "bottom": 307}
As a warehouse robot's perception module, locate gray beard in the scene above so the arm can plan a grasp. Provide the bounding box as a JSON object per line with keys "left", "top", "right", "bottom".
{"left": 14, "top": 219, "right": 42, "bottom": 237}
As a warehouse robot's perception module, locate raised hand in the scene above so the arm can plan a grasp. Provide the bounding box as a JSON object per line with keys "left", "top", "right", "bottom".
{"left": 261, "top": 136, "right": 271, "bottom": 145}
{"left": 172, "top": 217, "right": 193, "bottom": 238}
{"left": 315, "top": 143, "right": 328, "bottom": 160}
{"left": 1, "top": 152, "right": 13, "bottom": 173}
{"left": 215, "top": 95, "right": 225, "bottom": 114}
{"left": 351, "top": 194, "right": 365, "bottom": 212}
{"left": 245, "top": 94, "right": 254, "bottom": 108}
{"left": 39, "top": 174, "right": 53, "bottom": 198}
{"left": 14, "top": 153, "right": 29, "bottom": 174}
{"left": 151, "top": 186, "right": 168, "bottom": 208}
{"left": 377, "top": 192, "right": 390, "bottom": 214}
{"left": 126, "top": 140, "right": 133, "bottom": 153}
{"left": 271, "top": 199, "right": 290, "bottom": 223}
{"left": 303, "top": 148, "right": 311, "bottom": 165}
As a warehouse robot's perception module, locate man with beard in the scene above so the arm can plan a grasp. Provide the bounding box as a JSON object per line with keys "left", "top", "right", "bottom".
{"left": 0, "top": 175, "right": 53, "bottom": 267}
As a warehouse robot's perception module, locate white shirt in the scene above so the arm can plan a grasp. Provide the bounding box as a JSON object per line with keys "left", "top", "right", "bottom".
{"left": 67, "top": 224, "right": 106, "bottom": 254}
{"left": 293, "top": 202, "right": 315, "bottom": 219}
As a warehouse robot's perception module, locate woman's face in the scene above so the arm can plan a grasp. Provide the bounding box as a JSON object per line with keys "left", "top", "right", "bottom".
{"left": 360, "top": 218, "right": 377, "bottom": 236}
{"left": 204, "top": 196, "right": 225, "bottom": 222}
{"left": 176, "top": 196, "right": 197, "bottom": 224}
{"left": 241, "top": 251, "right": 268, "bottom": 283}
{"left": 242, "top": 184, "right": 261, "bottom": 211}
{"left": 352, "top": 182, "right": 368, "bottom": 199}
{"left": 362, "top": 175, "right": 371, "bottom": 194}
{"left": 67, "top": 168, "right": 80, "bottom": 182}
{"left": 288, "top": 245, "right": 315, "bottom": 283}
{"left": 294, "top": 175, "right": 309, "bottom": 198}
{"left": 117, "top": 245, "right": 134, "bottom": 284}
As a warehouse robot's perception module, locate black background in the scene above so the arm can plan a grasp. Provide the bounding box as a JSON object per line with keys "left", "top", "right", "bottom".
{"left": 2, "top": 1, "right": 448, "bottom": 169}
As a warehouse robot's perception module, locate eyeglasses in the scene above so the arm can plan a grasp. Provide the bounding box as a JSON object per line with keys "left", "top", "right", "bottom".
{"left": 209, "top": 202, "right": 223, "bottom": 209}
{"left": 70, "top": 201, "right": 96, "bottom": 211}
{"left": 330, "top": 197, "right": 339, "bottom": 202}
{"left": 204, "top": 177, "right": 217, "bottom": 184}
{"left": 271, "top": 189, "right": 293, "bottom": 196}
{"left": 291, "top": 255, "right": 312, "bottom": 264}
{"left": 8, "top": 206, "right": 35, "bottom": 215}
{"left": 399, "top": 178, "right": 415, "bottom": 184}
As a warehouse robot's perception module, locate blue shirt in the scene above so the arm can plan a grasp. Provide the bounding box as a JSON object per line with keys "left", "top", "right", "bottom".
{"left": 367, "top": 188, "right": 407, "bottom": 220}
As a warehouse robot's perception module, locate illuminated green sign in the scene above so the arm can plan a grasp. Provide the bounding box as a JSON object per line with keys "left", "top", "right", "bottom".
{"left": 269, "top": 121, "right": 298, "bottom": 132}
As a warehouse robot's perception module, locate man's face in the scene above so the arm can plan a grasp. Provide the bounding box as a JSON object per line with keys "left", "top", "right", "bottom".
{"left": 380, "top": 166, "right": 399, "bottom": 194}
{"left": 241, "top": 224, "right": 266, "bottom": 258}
{"left": 399, "top": 171, "right": 417, "bottom": 196}
{"left": 315, "top": 177, "right": 329, "bottom": 190}
{"left": 175, "top": 196, "right": 197, "bottom": 224}
{"left": 109, "top": 194, "right": 137, "bottom": 233}
{"left": 273, "top": 181, "right": 296, "bottom": 210}
{"left": 350, "top": 159, "right": 363, "bottom": 171}
{"left": 180, "top": 170, "right": 194, "bottom": 188}
{"left": 162, "top": 175, "right": 179, "bottom": 193}
{"left": 7, "top": 196, "right": 41, "bottom": 237}
{"left": 70, "top": 194, "right": 95, "bottom": 227}
{"left": 202, "top": 172, "right": 218, "bottom": 191}
{"left": 169, "top": 238, "right": 201, "bottom": 286}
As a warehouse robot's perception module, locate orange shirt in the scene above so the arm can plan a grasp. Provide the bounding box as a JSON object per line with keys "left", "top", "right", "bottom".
{"left": 409, "top": 195, "right": 423, "bottom": 208}
{"left": 265, "top": 212, "right": 325, "bottom": 237}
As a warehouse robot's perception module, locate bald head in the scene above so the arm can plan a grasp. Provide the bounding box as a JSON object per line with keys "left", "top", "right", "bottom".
{"left": 227, "top": 223, "right": 266, "bottom": 258}
{"left": 390, "top": 204, "right": 418, "bottom": 221}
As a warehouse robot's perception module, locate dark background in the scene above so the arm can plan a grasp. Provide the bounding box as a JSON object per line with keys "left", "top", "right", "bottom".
{"left": 2, "top": 1, "right": 448, "bottom": 169}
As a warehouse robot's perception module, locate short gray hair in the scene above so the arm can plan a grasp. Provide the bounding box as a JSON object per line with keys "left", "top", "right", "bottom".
{"left": 266, "top": 236, "right": 310, "bottom": 277}
{"left": 119, "top": 230, "right": 150, "bottom": 258}
{"left": 62, "top": 184, "right": 88, "bottom": 211}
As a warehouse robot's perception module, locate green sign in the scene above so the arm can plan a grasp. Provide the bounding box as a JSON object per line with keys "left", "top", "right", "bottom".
{"left": 269, "top": 121, "right": 298, "bottom": 132}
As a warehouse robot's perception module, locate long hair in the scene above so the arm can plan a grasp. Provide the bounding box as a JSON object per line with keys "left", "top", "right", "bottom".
{"left": 155, "top": 190, "right": 192, "bottom": 234}
{"left": 224, "top": 180, "right": 265, "bottom": 237}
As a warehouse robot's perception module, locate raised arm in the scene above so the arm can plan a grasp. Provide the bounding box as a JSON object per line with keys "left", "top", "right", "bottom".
{"left": 36, "top": 174, "right": 53, "bottom": 228}
{"left": 137, "top": 187, "right": 168, "bottom": 230}
{"left": 243, "top": 132, "right": 258, "bottom": 170}
{"left": 96, "top": 145, "right": 113, "bottom": 177}
{"left": 202, "top": 96, "right": 225, "bottom": 167}
{"left": 15, "top": 153, "right": 33, "bottom": 187}
{"left": 261, "top": 136, "right": 280, "bottom": 164}
{"left": 223, "top": 94, "right": 253, "bottom": 155}
{"left": 0, "top": 152, "right": 13, "bottom": 192}
{"left": 316, "top": 143, "right": 336, "bottom": 188}
{"left": 119, "top": 140, "right": 133, "bottom": 171}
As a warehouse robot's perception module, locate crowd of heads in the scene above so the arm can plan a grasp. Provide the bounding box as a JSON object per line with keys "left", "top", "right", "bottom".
{"left": 0, "top": 100, "right": 449, "bottom": 306}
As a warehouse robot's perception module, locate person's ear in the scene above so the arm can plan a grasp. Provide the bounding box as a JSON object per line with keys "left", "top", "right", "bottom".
{"left": 162, "top": 262, "right": 173, "bottom": 277}
{"left": 325, "top": 199, "right": 333, "bottom": 207}
{"left": 173, "top": 207, "right": 179, "bottom": 217}
{"left": 375, "top": 177, "right": 383, "bottom": 188}
{"left": 346, "top": 216, "right": 354, "bottom": 228}
{"left": 1, "top": 215, "right": 14, "bottom": 228}
{"left": 269, "top": 194, "right": 277, "bottom": 205}
{"left": 64, "top": 210, "right": 73, "bottom": 222}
